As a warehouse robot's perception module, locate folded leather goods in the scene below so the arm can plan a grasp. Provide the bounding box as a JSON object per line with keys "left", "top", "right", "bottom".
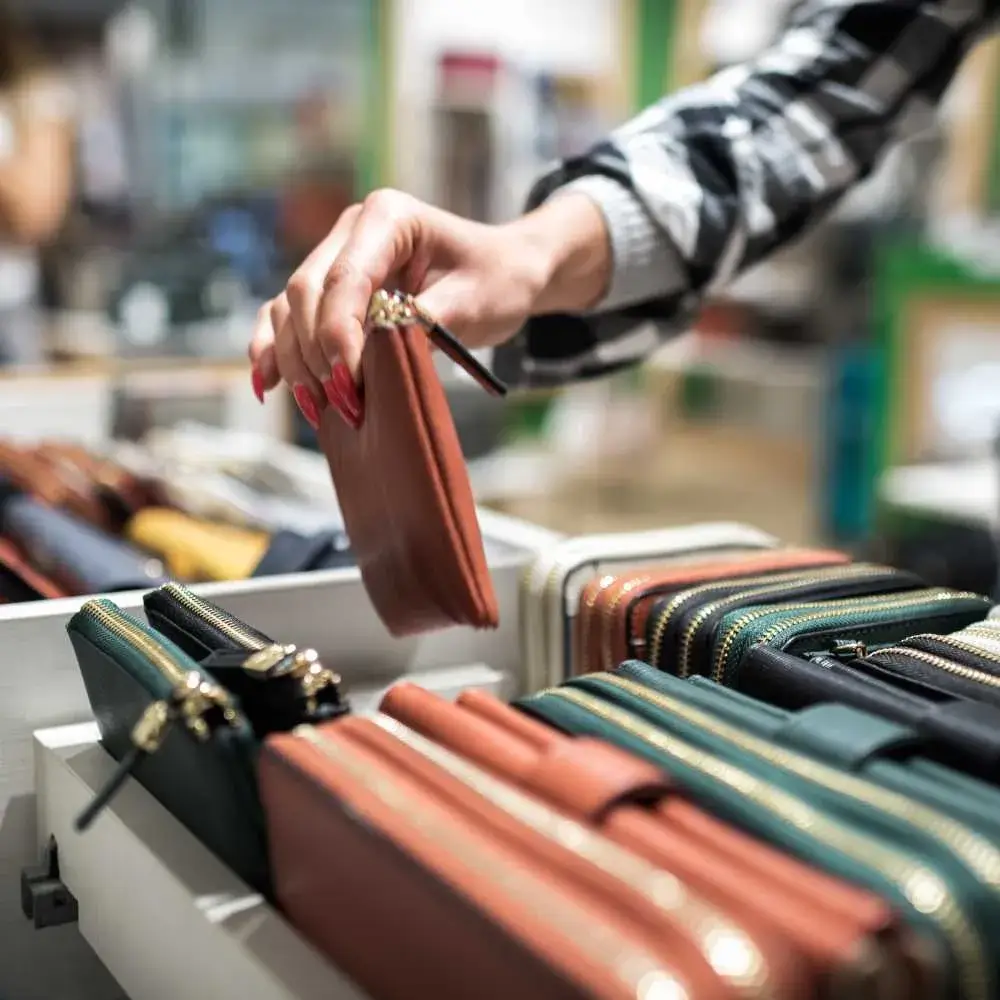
{"left": 380, "top": 681, "right": 899, "bottom": 999}
{"left": 317, "top": 289, "right": 500, "bottom": 637}
{"left": 575, "top": 546, "right": 851, "bottom": 676}
{"left": 518, "top": 684, "right": 995, "bottom": 1000}
{"left": 1, "top": 487, "right": 167, "bottom": 595}
{"left": 521, "top": 523, "right": 779, "bottom": 690}
{"left": 262, "top": 714, "right": 779, "bottom": 1000}
{"left": 126, "top": 507, "right": 270, "bottom": 582}
{"left": 143, "top": 582, "right": 349, "bottom": 736}
{"left": 250, "top": 528, "right": 353, "bottom": 577}
{"left": 67, "top": 599, "right": 269, "bottom": 894}
{"left": 737, "top": 645, "right": 1000, "bottom": 781}
{"left": 0, "top": 537, "right": 68, "bottom": 601}
{"left": 644, "top": 563, "right": 925, "bottom": 680}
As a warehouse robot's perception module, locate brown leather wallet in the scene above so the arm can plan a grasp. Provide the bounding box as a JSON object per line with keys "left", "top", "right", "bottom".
{"left": 0, "top": 537, "right": 68, "bottom": 601}
{"left": 316, "top": 291, "right": 498, "bottom": 636}
{"left": 380, "top": 682, "right": 909, "bottom": 1000}
{"left": 0, "top": 441, "right": 112, "bottom": 530}
{"left": 576, "top": 548, "right": 851, "bottom": 675}
{"left": 262, "top": 717, "right": 711, "bottom": 1000}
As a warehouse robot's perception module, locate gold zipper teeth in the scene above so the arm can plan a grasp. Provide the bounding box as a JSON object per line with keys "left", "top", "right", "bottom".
{"left": 672, "top": 565, "right": 890, "bottom": 681}
{"left": 297, "top": 725, "right": 689, "bottom": 1000}
{"left": 85, "top": 599, "right": 197, "bottom": 688}
{"left": 160, "top": 583, "right": 267, "bottom": 651}
{"left": 600, "top": 673, "right": 1000, "bottom": 892}
{"left": 83, "top": 599, "right": 242, "bottom": 730}
{"left": 866, "top": 646, "right": 1000, "bottom": 690}
{"left": 711, "top": 590, "right": 975, "bottom": 686}
{"left": 373, "top": 714, "right": 772, "bottom": 998}
{"left": 649, "top": 567, "right": 847, "bottom": 672}
{"left": 578, "top": 574, "right": 623, "bottom": 675}
{"left": 547, "top": 687, "right": 988, "bottom": 1000}
{"left": 933, "top": 632, "right": 1000, "bottom": 663}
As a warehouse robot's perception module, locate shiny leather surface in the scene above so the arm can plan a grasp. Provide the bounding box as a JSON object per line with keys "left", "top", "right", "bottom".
{"left": 576, "top": 548, "right": 850, "bottom": 675}
{"left": 262, "top": 718, "right": 699, "bottom": 1000}
{"left": 317, "top": 325, "right": 497, "bottom": 636}
{"left": 381, "top": 683, "right": 895, "bottom": 994}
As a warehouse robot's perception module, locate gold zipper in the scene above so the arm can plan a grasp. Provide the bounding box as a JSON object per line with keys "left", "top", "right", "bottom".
{"left": 935, "top": 631, "right": 1000, "bottom": 662}
{"left": 372, "top": 714, "right": 771, "bottom": 999}
{"left": 157, "top": 584, "right": 342, "bottom": 714}
{"left": 83, "top": 599, "right": 241, "bottom": 752}
{"left": 296, "top": 726, "right": 688, "bottom": 1000}
{"left": 578, "top": 573, "right": 623, "bottom": 674}
{"left": 546, "top": 687, "right": 987, "bottom": 1000}
{"left": 672, "top": 565, "right": 893, "bottom": 680}
{"left": 711, "top": 590, "right": 975, "bottom": 685}
{"left": 866, "top": 646, "right": 1000, "bottom": 690}
{"left": 599, "top": 673, "right": 1000, "bottom": 890}
{"left": 648, "top": 567, "right": 847, "bottom": 672}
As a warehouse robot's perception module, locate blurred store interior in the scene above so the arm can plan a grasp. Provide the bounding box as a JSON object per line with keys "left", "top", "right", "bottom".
{"left": 2, "top": 0, "right": 1000, "bottom": 596}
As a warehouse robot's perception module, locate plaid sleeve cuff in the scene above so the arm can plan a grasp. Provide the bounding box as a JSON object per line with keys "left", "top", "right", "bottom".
{"left": 555, "top": 175, "right": 688, "bottom": 313}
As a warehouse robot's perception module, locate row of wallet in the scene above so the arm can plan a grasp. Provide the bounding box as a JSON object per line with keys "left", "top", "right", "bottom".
{"left": 520, "top": 521, "right": 1000, "bottom": 780}
{"left": 66, "top": 554, "right": 1000, "bottom": 1000}
{"left": 0, "top": 436, "right": 353, "bottom": 603}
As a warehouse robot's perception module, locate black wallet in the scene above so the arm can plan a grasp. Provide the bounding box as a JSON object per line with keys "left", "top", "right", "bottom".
{"left": 739, "top": 645, "right": 1000, "bottom": 780}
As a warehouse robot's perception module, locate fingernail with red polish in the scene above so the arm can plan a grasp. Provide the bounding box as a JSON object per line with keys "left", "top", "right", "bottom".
{"left": 251, "top": 368, "right": 265, "bottom": 404}
{"left": 293, "top": 384, "right": 320, "bottom": 430}
{"left": 332, "top": 363, "right": 364, "bottom": 426}
{"left": 323, "top": 375, "right": 362, "bottom": 429}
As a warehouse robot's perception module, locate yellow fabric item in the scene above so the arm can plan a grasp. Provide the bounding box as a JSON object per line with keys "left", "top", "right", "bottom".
{"left": 126, "top": 508, "right": 270, "bottom": 582}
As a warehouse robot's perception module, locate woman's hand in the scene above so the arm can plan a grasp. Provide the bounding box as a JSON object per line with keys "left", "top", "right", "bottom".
{"left": 249, "top": 187, "right": 611, "bottom": 428}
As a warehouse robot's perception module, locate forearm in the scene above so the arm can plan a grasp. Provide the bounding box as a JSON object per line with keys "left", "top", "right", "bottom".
{"left": 495, "top": 0, "right": 999, "bottom": 389}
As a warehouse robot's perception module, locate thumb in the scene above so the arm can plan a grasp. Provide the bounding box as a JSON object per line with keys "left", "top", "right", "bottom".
{"left": 413, "top": 273, "right": 483, "bottom": 348}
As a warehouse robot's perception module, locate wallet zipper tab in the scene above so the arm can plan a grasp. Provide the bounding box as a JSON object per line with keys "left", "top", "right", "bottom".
{"left": 74, "top": 599, "right": 242, "bottom": 832}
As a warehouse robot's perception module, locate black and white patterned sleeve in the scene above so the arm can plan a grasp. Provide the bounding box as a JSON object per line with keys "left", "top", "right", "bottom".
{"left": 493, "top": 0, "right": 999, "bottom": 390}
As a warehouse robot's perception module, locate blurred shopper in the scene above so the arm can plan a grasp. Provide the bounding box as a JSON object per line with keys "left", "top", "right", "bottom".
{"left": 251, "top": 1, "right": 996, "bottom": 428}
{"left": 0, "top": 4, "right": 75, "bottom": 363}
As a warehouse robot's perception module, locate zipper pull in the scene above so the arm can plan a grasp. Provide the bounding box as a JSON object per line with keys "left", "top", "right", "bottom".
{"left": 74, "top": 700, "right": 173, "bottom": 831}
{"left": 206, "top": 643, "right": 345, "bottom": 717}
{"left": 74, "top": 671, "right": 236, "bottom": 831}
{"left": 828, "top": 638, "right": 867, "bottom": 663}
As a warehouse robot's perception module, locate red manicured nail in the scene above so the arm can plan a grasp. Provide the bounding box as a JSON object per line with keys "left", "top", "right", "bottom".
{"left": 323, "top": 376, "right": 362, "bottom": 430}
{"left": 292, "top": 384, "right": 320, "bottom": 430}
{"left": 251, "top": 368, "right": 265, "bottom": 404}
{"left": 331, "top": 363, "right": 364, "bottom": 424}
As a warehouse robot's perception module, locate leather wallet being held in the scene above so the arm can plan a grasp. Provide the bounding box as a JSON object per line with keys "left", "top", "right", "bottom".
{"left": 318, "top": 290, "right": 503, "bottom": 636}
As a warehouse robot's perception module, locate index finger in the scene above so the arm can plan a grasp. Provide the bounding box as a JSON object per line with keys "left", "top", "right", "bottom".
{"left": 314, "top": 190, "right": 417, "bottom": 380}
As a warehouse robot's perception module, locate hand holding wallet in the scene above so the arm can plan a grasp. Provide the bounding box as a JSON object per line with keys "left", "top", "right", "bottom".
{"left": 317, "top": 290, "right": 503, "bottom": 636}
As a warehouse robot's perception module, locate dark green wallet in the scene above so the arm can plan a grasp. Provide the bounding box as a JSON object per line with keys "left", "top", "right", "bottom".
{"left": 518, "top": 681, "right": 998, "bottom": 1000}
{"left": 617, "top": 660, "right": 1000, "bottom": 835}
{"left": 67, "top": 598, "right": 269, "bottom": 896}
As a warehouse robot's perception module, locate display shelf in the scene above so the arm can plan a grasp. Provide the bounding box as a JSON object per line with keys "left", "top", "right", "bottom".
{"left": 34, "top": 723, "right": 362, "bottom": 1000}
{"left": 31, "top": 663, "right": 504, "bottom": 1000}
{"left": 1, "top": 509, "right": 559, "bottom": 999}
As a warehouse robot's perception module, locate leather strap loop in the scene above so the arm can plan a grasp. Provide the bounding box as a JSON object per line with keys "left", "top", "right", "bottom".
{"left": 527, "top": 738, "right": 671, "bottom": 821}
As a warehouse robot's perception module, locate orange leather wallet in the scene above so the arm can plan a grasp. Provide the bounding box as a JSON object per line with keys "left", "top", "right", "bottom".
{"left": 576, "top": 547, "right": 850, "bottom": 675}
{"left": 317, "top": 290, "right": 499, "bottom": 636}
{"left": 262, "top": 716, "right": 726, "bottom": 1000}
{"left": 380, "top": 682, "right": 910, "bottom": 999}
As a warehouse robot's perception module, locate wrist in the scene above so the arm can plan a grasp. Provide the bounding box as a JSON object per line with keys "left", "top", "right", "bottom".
{"left": 506, "top": 192, "right": 612, "bottom": 316}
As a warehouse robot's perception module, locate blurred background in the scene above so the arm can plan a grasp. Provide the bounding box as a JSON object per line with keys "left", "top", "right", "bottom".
{"left": 2, "top": 0, "right": 1000, "bottom": 596}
